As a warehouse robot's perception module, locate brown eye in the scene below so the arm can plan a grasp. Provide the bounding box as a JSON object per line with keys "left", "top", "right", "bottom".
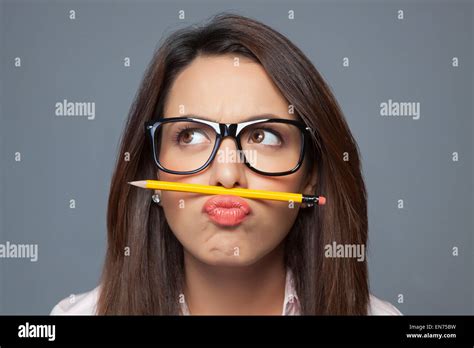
{"left": 178, "top": 129, "right": 210, "bottom": 145}
{"left": 250, "top": 130, "right": 264, "bottom": 143}
{"left": 249, "top": 129, "right": 281, "bottom": 146}
{"left": 180, "top": 130, "right": 193, "bottom": 144}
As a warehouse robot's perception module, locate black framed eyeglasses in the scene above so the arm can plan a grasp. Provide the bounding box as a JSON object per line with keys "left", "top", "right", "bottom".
{"left": 145, "top": 117, "right": 313, "bottom": 176}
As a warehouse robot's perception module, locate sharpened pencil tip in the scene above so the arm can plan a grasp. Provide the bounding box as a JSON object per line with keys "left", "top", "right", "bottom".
{"left": 128, "top": 180, "right": 147, "bottom": 188}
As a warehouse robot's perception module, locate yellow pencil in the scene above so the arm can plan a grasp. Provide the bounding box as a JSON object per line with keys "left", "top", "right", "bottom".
{"left": 128, "top": 180, "right": 326, "bottom": 206}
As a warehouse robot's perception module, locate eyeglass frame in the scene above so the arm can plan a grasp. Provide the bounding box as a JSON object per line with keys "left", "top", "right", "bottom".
{"left": 145, "top": 116, "right": 313, "bottom": 176}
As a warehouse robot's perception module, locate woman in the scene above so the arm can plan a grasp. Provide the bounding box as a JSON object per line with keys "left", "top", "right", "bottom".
{"left": 51, "top": 12, "right": 401, "bottom": 315}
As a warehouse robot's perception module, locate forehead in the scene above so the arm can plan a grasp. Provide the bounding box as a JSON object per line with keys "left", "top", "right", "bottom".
{"left": 163, "top": 54, "right": 294, "bottom": 123}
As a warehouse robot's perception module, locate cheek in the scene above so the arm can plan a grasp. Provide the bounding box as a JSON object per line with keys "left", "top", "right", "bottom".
{"left": 250, "top": 199, "right": 300, "bottom": 251}
{"left": 159, "top": 189, "right": 205, "bottom": 255}
{"left": 248, "top": 171, "right": 306, "bottom": 252}
{"left": 249, "top": 169, "right": 307, "bottom": 200}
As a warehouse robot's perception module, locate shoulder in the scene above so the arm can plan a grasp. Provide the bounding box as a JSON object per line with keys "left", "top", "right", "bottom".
{"left": 50, "top": 286, "right": 100, "bottom": 315}
{"left": 367, "top": 293, "right": 403, "bottom": 315}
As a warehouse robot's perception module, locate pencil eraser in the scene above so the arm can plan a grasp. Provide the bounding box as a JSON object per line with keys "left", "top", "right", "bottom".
{"left": 318, "top": 196, "right": 326, "bottom": 205}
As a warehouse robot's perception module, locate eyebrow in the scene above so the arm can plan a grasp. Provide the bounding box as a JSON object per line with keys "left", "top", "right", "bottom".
{"left": 175, "top": 113, "right": 285, "bottom": 123}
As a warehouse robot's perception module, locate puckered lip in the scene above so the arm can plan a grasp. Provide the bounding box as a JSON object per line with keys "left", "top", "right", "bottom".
{"left": 202, "top": 195, "right": 252, "bottom": 215}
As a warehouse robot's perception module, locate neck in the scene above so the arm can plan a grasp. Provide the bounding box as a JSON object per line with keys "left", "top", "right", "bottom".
{"left": 182, "top": 243, "right": 286, "bottom": 315}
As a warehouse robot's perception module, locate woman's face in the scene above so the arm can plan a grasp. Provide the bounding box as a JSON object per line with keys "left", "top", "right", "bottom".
{"left": 158, "top": 54, "right": 316, "bottom": 267}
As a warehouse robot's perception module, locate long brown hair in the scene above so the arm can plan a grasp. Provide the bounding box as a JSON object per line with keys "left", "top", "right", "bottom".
{"left": 98, "top": 12, "right": 369, "bottom": 315}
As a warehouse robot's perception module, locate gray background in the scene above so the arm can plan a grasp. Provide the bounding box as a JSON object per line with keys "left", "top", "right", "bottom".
{"left": 0, "top": 0, "right": 472, "bottom": 314}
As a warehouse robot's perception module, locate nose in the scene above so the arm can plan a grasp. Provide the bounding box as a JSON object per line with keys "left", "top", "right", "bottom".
{"left": 208, "top": 136, "right": 248, "bottom": 189}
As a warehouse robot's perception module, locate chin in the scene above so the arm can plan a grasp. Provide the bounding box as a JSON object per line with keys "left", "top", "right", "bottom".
{"left": 202, "top": 252, "right": 262, "bottom": 267}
